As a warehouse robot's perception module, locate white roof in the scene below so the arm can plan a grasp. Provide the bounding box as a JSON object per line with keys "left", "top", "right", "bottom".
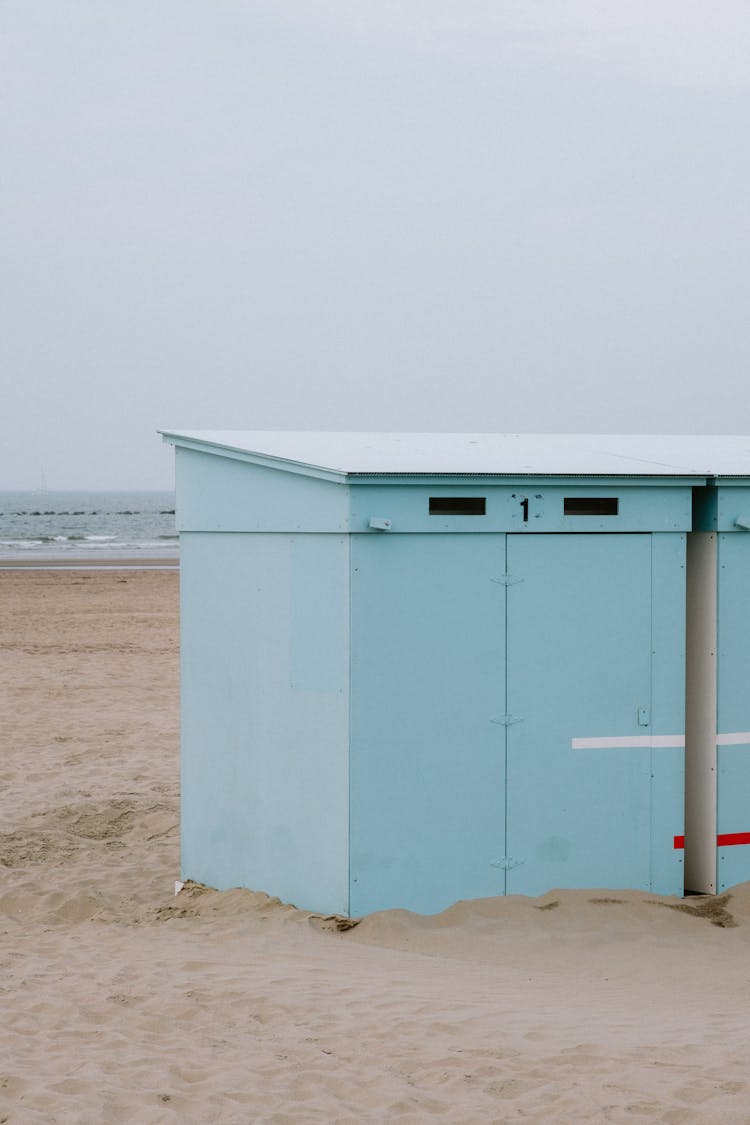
{"left": 160, "top": 431, "right": 750, "bottom": 478}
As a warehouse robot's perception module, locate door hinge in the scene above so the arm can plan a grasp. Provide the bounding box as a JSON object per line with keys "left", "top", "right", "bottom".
{"left": 490, "top": 856, "right": 524, "bottom": 871}
{"left": 490, "top": 573, "right": 524, "bottom": 586}
{"left": 637, "top": 705, "right": 650, "bottom": 727}
{"left": 490, "top": 713, "right": 524, "bottom": 726}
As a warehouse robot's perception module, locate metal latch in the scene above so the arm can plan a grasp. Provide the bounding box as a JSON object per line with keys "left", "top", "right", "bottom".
{"left": 637, "top": 706, "right": 650, "bottom": 727}
{"left": 490, "top": 857, "right": 524, "bottom": 871}
{"left": 735, "top": 516, "right": 750, "bottom": 531}
{"left": 490, "top": 714, "right": 524, "bottom": 726}
{"left": 368, "top": 517, "right": 392, "bottom": 531}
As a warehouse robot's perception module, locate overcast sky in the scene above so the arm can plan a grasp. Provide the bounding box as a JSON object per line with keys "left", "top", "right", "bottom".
{"left": 2, "top": 2, "right": 749, "bottom": 488}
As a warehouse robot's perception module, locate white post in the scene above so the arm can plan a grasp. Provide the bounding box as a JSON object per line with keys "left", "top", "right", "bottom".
{"left": 684, "top": 532, "right": 717, "bottom": 893}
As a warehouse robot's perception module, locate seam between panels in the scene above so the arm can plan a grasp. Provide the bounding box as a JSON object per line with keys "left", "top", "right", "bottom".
{"left": 649, "top": 533, "right": 655, "bottom": 893}
{"left": 504, "top": 532, "right": 509, "bottom": 897}
{"left": 347, "top": 533, "right": 353, "bottom": 918}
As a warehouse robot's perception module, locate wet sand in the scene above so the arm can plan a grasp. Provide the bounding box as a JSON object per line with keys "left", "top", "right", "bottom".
{"left": 0, "top": 556, "right": 178, "bottom": 569}
{"left": 2, "top": 568, "right": 750, "bottom": 1122}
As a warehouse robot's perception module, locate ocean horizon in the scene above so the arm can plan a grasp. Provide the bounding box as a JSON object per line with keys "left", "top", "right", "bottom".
{"left": 0, "top": 490, "right": 178, "bottom": 560}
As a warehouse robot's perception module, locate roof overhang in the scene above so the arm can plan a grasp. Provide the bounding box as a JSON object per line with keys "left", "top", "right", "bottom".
{"left": 159, "top": 430, "right": 750, "bottom": 483}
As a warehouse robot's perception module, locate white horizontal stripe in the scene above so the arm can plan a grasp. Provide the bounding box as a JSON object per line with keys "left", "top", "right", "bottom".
{"left": 571, "top": 735, "right": 685, "bottom": 750}
{"left": 717, "top": 732, "right": 750, "bottom": 746}
{"left": 572, "top": 732, "right": 750, "bottom": 751}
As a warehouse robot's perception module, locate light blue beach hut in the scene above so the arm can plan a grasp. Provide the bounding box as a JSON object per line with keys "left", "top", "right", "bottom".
{"left": 161, "top": 431, "right": 750, "bottom": 916}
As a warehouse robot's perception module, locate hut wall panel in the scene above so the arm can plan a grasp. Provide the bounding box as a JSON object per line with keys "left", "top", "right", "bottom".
{"left": 349, "top": 484, "right": 692, "bottom": 534}
{"left": 180, "top": 530, "right": 350, "bottom": 914}
{"left": 649, "top": 532, "right": 687, "bottom": 895}
{"left": 717, "top": 486, "right": 750, "bottom": 532}
{"left": 505, "top": 534, "right": 656, "bottom": 895}
{"left": 717, "top": 529, "right": 750, "bottom": 891}
{"left": 349, "top": 533, "right": 507, "bottom": 916}
{"left": 175, "top": 446, "right": 349, "bottom": 532}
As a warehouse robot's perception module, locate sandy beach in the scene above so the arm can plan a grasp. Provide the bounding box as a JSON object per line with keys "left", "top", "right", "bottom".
{"left": 3, "top": 567, "right": 750, "bottom": 1123}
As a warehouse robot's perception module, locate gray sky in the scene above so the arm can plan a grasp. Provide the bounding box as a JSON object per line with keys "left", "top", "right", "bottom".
{"left": 2, "top": 2, "right": 749, "bottom": 489}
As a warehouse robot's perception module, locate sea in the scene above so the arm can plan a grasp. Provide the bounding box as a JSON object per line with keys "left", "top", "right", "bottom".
{"left": 0, "top": 491, "right": 178, "bottom": 563}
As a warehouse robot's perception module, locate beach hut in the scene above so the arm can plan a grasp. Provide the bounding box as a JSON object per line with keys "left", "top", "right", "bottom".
{"left": 161, "top": 432, "right": 750, "bottom": 917}
{"left": 686, "top": 478, "right": 750, "bottom": 894}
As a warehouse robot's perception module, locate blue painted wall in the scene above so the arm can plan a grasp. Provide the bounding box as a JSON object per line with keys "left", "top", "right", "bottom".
{"left": 350, "top": 483, "right": 691, "bottom": 534}
{"left": 176, "top": 446, "right": 349, "bottom": 532}
{"left": 505, "top": 533, "right": 683, "bottom": 898}
{"left": 350, "top": 534, "right": 507, "bottom": 915}
{"left": 650, "top": 533, "right": 687, "bottom": 893}
{"left": 350, "top": 528, "right": 685, "bottom": 914}
{"left": 716, "top": 512, "right": 750, "bottom": 891}
{"left": 180, "top": 531, "right": 350, "bottom": 914}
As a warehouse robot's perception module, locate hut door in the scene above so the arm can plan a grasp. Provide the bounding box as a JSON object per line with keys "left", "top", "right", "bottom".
{"left": 504, "top": 534, "right": 654, "bottom": 895}
{"left": 349, "top": 533, "right": 507, "bottom": 916}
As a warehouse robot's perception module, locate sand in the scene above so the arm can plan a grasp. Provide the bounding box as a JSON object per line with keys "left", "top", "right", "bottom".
{"left": 2, "top": 568, "right": 750, "bottom": 1123}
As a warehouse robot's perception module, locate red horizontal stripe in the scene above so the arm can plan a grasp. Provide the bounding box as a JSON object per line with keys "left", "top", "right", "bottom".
{"left": 718, "top": 831, "right": 750, "bottom": 847}
{"left": 673, "top": 832, "right": 750, "bottom": 850}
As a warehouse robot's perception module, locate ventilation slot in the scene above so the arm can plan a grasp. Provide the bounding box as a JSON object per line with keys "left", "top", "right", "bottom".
{"left": 429, "top": 497, "right": 486, "bottom": 516}
{"left": 564, "top": 497, "right": 619, "bottom": 516}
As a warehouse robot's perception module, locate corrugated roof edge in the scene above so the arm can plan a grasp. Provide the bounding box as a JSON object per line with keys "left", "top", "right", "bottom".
{"left": 348, "top": 472, "right": 706, "bottom": 480}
